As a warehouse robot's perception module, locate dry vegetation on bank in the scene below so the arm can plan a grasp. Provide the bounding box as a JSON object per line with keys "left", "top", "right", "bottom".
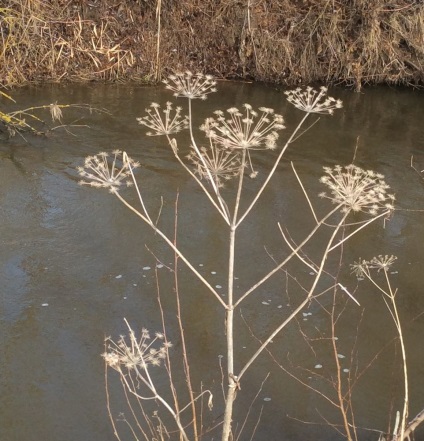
{"left": 1, "top": 0, "right": 423, "bottom": 89}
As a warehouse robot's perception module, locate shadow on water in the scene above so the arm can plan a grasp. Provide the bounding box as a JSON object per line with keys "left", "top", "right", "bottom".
{"left": 1, "top": 82, "right": 424, "bottom": 441}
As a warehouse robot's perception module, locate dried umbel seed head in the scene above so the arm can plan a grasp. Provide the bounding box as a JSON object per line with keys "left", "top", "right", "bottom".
{"left": 350, "top": 258, "right": 369, "bottom": 278}
{"left": 350, "top": 255, "right": 397, "bottom": 277}
{"left": 369, "top": 255, "right": 397, "bottom": 272}
{"left": 49, "top": 102, "right": 63, "bottom": 122}
{"left": 163, "top": 71, "right": 217, "bottom": 100}
{"left": 318, "top": 164, "right": 395, "bottom": 215}
{"left": 285, "top": 86, "right": 343, "bottom": 115}
{"left": 187, "top": 141, "right": 242, "bottom": 188}
{"left": 137, "top": 102, "right": 189, "bottom": 136}
{"left": 200, "top": 104, "right": 285, "bottom": 151}
{"left": 102, "top": 325, "right": 172, "bottom": 371}
{"left": 78, "top": 150, "right": 140, "bottom": 193}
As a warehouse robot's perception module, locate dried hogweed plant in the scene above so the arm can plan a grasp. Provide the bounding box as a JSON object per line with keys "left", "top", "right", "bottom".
{"left": 136, "top": 101, "right": 189, "bottom": 137}
{"left": 78, "top": 150, "right": 140, "bottom": 193}
{"left": 78, "top": 72, "right": 405, "bottom": 441}
{"left": 186, "top": 141, "right": 242, "bottom": 189}
{"left": 103, "top": 319, "right": 203, "bottom": 441}
{"left": 319, "top": 165, "right": 395, "bottom": 215}
{"left": 284, "top": 86, "right": 343, "bottom": 115}
{"left": 163, "top": 71, "right": 217, "bottom": 100}
{"left": 348, "top": 254, "right": 421, "bottom": 441}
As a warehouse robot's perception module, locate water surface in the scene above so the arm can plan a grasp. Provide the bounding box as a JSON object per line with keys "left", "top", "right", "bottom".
{"left": 1, "top": 82, "right": 424, "bottom": 441}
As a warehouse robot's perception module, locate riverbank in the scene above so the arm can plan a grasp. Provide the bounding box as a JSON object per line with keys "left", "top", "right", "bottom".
{"left": 1, "top": 0, "right": 423, "bottom": 90}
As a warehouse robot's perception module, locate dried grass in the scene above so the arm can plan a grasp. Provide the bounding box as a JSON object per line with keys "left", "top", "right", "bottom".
{"left": 1, "top": 0, "right": 423, "bottom": 88}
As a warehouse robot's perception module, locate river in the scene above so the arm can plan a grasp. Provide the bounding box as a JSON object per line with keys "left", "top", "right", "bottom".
{"left": 1, "top": 81, "right": 423, "bottom": 441}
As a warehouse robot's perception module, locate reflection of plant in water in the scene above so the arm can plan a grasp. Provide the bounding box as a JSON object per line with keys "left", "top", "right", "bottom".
{"left": 77, "top": 72, "right": 422, "bottom": 441}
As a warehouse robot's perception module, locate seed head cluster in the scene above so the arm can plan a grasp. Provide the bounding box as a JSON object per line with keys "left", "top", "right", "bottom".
{"left": 200, "top": 104, "right": 285, "bottom": 151}
{"left": 137, "top": 102, "right": 189, "bottom": 136}
{"left": 350, "top": 255, "right": 397, "bottom": 278}
{"left": 187, "top": 142, "right": 242, "bottom": 188}
{"left": 78, "top": 150, "right": 140, "bottom": 193}
{"left": 163, "top": 71, "right": 217, "bottom": 100}
{"left": 285, "top": 86, "right": 342, "bottom": 115}
{"left": 103, "top": 327, "right": 172, "bottom": 371}
{"left": 318, "top": 164, "right": 395, "bottom": 215}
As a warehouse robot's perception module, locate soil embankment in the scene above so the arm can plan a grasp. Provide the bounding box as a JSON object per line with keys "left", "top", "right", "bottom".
{"left": 1, "top": 1, "right": 423, "bottom": 89}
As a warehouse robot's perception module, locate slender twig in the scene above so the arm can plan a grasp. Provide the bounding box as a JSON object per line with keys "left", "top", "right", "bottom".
{"left": 173, "top": 192, "right": 199, "bottom": 440}
{"left": 187, "top": 99, "right": 231, "bottom": 223}
{"left": 236, "top": 112, "right": 310, "bottom": 227}
{"left": 237, "top": 212, "right": 349, "bottom": 381}
{"left": 235, "top": 205, "right": 341, "bottom": 308}
{"left": 113, "top": 189, "right": 227, "bottom": 308}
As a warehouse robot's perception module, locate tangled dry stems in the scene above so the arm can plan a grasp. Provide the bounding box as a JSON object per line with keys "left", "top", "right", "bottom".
{"left": 1, "top": 1, "right": 422, "bottom": 88}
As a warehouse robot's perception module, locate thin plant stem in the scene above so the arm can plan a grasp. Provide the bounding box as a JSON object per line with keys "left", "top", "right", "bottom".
{"left": 187, "top": 99, "right": 230, "bottom": 223}
{"left": 364, "top": 270, "right": 408, "bottom": 441}
{"left": 169, "top": 138, "right": 230, "bottom": 222}
{"left": 291, "top": 161, "right": 318, "bottom": 223}
{"left": 154, "top": 0, "right": 161, "bottom": 81}
{"left": 327, "top": 209, "right": 392, "bottom": 252}
{"left": 105, "top": 349, "right": 123, "bottom": 441}
{"left": 236, "top": 112, "right": 310, "bottom": 227}
{"left": 330, "top": 292, "right": 355, "bottom": 441}
{"left": 221, "top": 224, "right": 236, "bottom": 441}
{"left": 222, "top": 149, "right": 247, "bottom": 440}
{"left": 278, "top": 223, "right": 360, "bottom": 306}
{"left": 155, "top": 270, "right": 182, "bottom": 428}
{"left": 234, "top": 204, "right": 342, "bottom": 308}
{"left": 172, "top": 192, "right": 199, "bottom": 440}
{"left": 113, "top": 190, "right": 227, "bottom": 308}
{"left": 237, "top": 211, "right": 349, "bottom": 381}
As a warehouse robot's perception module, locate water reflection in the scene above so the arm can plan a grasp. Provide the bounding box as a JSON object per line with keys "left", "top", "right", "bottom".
{"left": 1, "top": 82, "right": 424, "bottom": 441}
